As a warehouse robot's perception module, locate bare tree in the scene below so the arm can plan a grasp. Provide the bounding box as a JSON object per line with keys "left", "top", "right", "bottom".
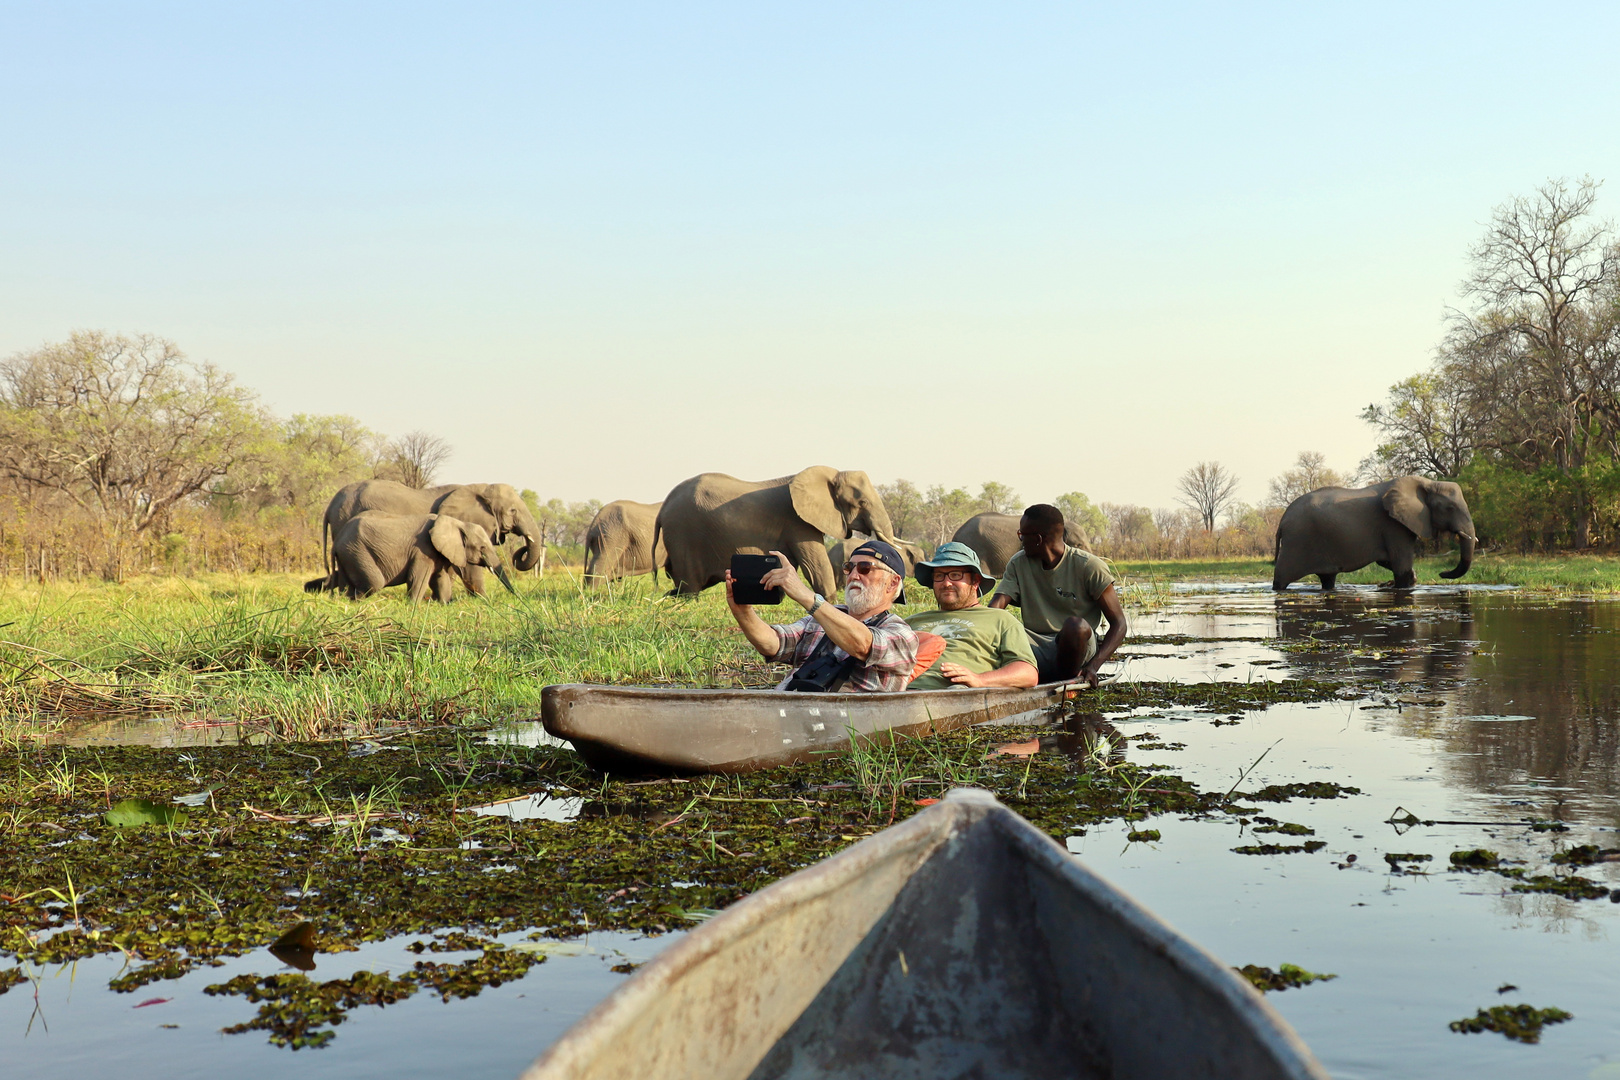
{"left": 1266, "top": 451, "right": 1345, "bottom": 507}
{"left": 1176, "top": 461, "right": 1240, "bottom": 532}
{"left": 390, "top": 430, "right": 453, "bottom": 489}
{"left": 0, "top": 332, "right": 265, "bottom": 573}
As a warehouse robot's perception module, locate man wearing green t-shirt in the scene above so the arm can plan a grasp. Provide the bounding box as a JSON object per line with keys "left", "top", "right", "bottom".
{"left": 906, "top": 542, "right": 1038, "bottom": 690}
{"left": 989, "top": 504, "right": 1127, "bottom": 687}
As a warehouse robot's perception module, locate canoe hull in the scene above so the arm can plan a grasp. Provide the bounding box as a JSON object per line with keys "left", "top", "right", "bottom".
{"left": 541, "top": 682, "right": 1076, "bottom": 774}
{"left": 519, "top": 789, "right": 1328, "bottom": 1080}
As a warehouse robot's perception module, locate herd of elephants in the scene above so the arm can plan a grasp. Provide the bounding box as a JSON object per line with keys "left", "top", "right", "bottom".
{"left": 303, "top": 466, "right": 1479, "bottom": 602}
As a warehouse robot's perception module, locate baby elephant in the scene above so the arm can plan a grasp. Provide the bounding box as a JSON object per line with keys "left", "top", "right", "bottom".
{"left": 308, "top": 512, "right": 515, "bottom": 602}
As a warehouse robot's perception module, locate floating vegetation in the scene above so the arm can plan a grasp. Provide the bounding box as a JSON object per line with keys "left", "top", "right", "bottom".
{"left": 1241, "top": 782, "right": 1362, "bottom": 802}
{"left": 1384, "top": 852, "right": 1433, "bottom": 870}
{"left": 1449, "top": 1004, "right": 1573, "bottom": 1044}
{"left": 1496, "top": 869, "right": 1611, "bottom": 901}
{"left": 0, "top": 967, "right": 24, "bottom": 995}
{"left": 1236, "top": 963, "right": 1337, "bottom": 992}
{"left": 1550, "top": 844, "right": 1620, "bottom": 866}
{"left": 1232, "top": 841, "right": 1327, "bottom": 855}
{"left": 1126, "top": 829, "right": 1161, "bottom": 842}
{"left": 1450, "top": 849, "right": 1501, "bottom": 870}
{"left": 1251, "top": 821, "right": 1314, "bottom": 836}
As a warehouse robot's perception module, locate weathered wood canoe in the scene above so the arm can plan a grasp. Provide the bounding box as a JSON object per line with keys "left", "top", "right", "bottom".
{"left": 540, "top": 681, "right": 1079, "bottom": 774}
{"left": 518, "top": 788, "right": 1329, "bottom": 1080}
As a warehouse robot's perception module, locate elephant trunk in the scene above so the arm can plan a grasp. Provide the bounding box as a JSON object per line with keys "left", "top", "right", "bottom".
{"left": 866, "top": 503, "right": 898, "bottom": 547}
{"left": 512, "top": 539, "right": 544, "bottom": 573}
{"left": 1438, "top": 533, "right": 1475, "bottom": 580}
{"left": 493, "top": 563, "right": 517, "bottom": 594}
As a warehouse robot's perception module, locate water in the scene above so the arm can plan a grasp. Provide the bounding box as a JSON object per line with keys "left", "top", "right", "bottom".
{"left": 7, "top": 583, "right": 1620, "bottom": 1077}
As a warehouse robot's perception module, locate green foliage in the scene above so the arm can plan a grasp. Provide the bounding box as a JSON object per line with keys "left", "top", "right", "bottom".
{"left": 1054, "top": 492, "right": 1107, "bottom": 543}
{"left": 1449, "top": 1004, "right": 1573, "bottom": 1043}
{"left": 1237, "top": 963, "right": 1337, "bottom": 992}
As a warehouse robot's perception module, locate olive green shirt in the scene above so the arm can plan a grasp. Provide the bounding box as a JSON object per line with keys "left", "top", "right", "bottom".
{"left": 992, "top": 547, "right": 1115, "bottom": 635}
{"left": 905, "top": 605, "right": 1037, "bottom": 690}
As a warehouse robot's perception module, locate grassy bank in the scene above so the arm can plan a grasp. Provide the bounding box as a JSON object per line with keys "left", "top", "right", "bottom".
{"left": 1115, "top": 552, "right": 1620, "bottom": 591}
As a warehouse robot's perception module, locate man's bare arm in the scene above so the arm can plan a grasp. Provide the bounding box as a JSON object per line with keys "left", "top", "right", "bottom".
{"left": 987, "top": 594, "right": 1011, "bottom": 610}
{"left": 760, "top": 550, "right": 875, "bottom": 660}
{"left": 940, "top": 659, "right": 1037, "bottom": 689}
{"left": 725, "top": 572, "right": 786, "bottom": 659}
{"left": 1081, "top": 584, "right": 1128, "bottom": 683}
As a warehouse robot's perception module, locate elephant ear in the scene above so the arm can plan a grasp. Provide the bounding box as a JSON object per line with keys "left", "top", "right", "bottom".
{"left": 435, "top": 488, "right": 496, "bottom": 532}
{"left": 789, "top": 466, "right": 846, "bottom": 538}
{"left": 429, "top": 515, "right": 469, "bottom": 567}
{"left": 1382, "top": 477, "right": 1434, "bottom": 539}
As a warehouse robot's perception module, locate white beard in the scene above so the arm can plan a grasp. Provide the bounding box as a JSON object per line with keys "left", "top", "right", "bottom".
{"left": 844, "top": 577, "right": 888, "bottom": 617}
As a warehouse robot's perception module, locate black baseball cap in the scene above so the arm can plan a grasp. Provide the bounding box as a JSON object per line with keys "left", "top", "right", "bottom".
{"left": 848, "top": 539, "right": 906, "bottom": 579}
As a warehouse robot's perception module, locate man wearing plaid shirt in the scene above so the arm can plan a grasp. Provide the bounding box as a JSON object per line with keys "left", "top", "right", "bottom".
{"left": 726, "top": 539, "right": 918, "bottom": 692}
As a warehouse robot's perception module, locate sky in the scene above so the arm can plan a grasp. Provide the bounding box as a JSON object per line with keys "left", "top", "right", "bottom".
{"left": 4, "top": 3, "right": 1619, "bottom": 510}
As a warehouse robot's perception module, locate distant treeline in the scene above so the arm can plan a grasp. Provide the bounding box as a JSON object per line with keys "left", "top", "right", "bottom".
{"left": 1364, "top": 177, "right": 1620, "bottom": 551}
{"left": 0, "top": 332, "right": 1356, "bottom": 581}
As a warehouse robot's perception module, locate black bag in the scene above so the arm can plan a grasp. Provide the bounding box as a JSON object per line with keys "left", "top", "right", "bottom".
{"left": 782, "top": 634, "right": 860, "bottom": 693}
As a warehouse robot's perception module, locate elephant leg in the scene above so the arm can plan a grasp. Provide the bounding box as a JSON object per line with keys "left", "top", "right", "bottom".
{"left": 791, "top": 540, "right": 836, "bottom": 599}
{"left": 462, "top": 564, "right": 487, "bottom": 597}
{"left": 1387, "top": 546, "right": 1417, "bottom": 589}
{"left": 1391, "top": 569, "right": 1417, "bottom": 589}
{"left": 1318, "top": 573, "right": 1337, "bottom": 591}
{"left": 431, "top": 568, "right": 456, "bottom": 603}
{"left": 406, "top": 561, "right": 436, "bottom": 602}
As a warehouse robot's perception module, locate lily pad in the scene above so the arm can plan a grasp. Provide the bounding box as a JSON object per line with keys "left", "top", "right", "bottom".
{"left": 106, "top": 798, "right": 184, "bottom": 828}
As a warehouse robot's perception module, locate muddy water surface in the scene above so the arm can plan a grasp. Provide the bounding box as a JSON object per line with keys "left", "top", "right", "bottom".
{"left": 7, "top": 583, "right": 1620, "bottom": 1079}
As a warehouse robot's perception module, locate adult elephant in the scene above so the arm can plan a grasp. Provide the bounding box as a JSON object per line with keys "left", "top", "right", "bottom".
{"left": 951, "top": 512, "right": 1089, "bottom": 578}
{"left": 1273, "top": 475, "right": 1476, "bottom": 591}
{"left": 828, "top": 535, "right": 925, "bottom": 590}
{"left": 655, "top": 467, "right": 895, "bottom": 597}
{"left": 583, "top": 500, "right": 665, "bottom": 584}
{"left": 308, "top": 512, "right": 515, "bottom": 602}
{"left": 321, "top": 479, "right": 543, "bottom": 594}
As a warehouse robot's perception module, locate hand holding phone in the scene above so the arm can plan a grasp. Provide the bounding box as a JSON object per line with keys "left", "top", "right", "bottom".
{"left": 729, "top": 553, "right": 784, "bottom": 605}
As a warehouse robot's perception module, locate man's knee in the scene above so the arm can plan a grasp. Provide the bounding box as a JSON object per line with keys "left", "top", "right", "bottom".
{"left": 1062, "top": 616, "right": 1091, "bottom": 642}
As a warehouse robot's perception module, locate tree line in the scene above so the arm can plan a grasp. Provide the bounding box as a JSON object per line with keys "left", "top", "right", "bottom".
{"left": 1363, "top": 177, "right": 1620, "bottom": 550}
{"left": 0, "top": 331, "right": 1352, "bottom": 580}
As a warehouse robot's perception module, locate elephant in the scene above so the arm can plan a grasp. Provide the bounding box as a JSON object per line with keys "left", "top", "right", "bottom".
{"left": 828, "top": 535, "right": 925, "bottom": 594}
{"left": 654, "top": 467, "right": 895, "bottom": 597}
{"left": 306, "top": 512, "right": 514, "bottom": 602}
{"left": 951, "top": 512, "right": 1090, "bottom": 578}
{"left": 583, "top": 500, "right": 665, "bottom": 583}
{"left": 1272, "top": 475, "right": 1476, "bottom": 591}
{"left": 320, "top": 479, "right": 543, "bottom": 595}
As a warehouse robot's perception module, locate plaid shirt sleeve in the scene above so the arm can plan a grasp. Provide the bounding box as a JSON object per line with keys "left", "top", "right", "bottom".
{"left": 770, "top": 615, "right": 819, "bottom": 665}
{"left": 847, "top": 612, "right": 919, "bottom": 692}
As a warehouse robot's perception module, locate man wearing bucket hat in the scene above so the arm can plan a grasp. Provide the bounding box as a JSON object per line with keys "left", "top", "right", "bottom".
{"left": 905, "top": 542, "right": 1038, "bottom": 690}
{"left": 725, "top": 539, "right": 918, "bottom": 693}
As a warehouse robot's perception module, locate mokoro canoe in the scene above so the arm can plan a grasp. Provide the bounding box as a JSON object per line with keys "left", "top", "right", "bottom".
{"left": 518, "top": 788, "right": 1328, "bottom": 1080}
{"left": 541, "top": 681, "right": 1079, "bottom": 774}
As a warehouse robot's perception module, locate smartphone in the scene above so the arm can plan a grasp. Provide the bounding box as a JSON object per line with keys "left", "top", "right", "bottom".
{"left": 730, "top": 553, "right": 784, "bottom": 605}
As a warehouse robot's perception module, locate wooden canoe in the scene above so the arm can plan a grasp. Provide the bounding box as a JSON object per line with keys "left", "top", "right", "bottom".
{"left": 540, "top": 681, "right": 1080, "bottom": 774}
{"left": 518, "top": 788, "right": 1329, "bottom": 1080}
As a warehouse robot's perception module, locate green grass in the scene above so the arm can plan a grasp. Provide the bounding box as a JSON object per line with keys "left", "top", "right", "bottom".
{"left": 1116, "top": 552, "right": 1620, "bottom": 592}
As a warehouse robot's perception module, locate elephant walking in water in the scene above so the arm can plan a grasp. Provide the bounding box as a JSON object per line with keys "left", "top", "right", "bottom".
{"left": 583, "top": 500, "right": 665, "bottom": 584}
{"left": 1273, "top": 476, "right": 1476, "bottom": 591}
{"left": 320, "top": 480, "right": 543, "bottom": 595}
{"left": 655, "top": 467, "right": 896, "bottom": 597}
{"left": 951, "top": 512, "right": 1090, "bottom": 578}
{"left": 311, "top": 512, "right": 515, "bottom": 602}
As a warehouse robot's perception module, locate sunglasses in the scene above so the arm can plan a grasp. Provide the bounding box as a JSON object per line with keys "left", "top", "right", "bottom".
{"left": 843, "top": 560, "right": 889, "bottom": 576}
{"left": 931, "top": 569, "right": 977, "bottom": 583}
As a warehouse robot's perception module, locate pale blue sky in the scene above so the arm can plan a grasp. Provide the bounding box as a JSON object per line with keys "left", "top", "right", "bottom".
{"left": 4, "top": 4, "right": 1618, "bottom": 509}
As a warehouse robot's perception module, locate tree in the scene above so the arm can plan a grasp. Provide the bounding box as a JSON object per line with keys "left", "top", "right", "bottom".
{"left": 876, "top": 479, "right": 925, "bottom": 540}
{"left": 1176, "top": 461, "right": 1240, "bottom": 532}
{"left": 1053, "top": 491, "right": 1107, "bottom": 543}
{"left": 921, "top": 485, "right": 978, "bottom": 546}
{"left": 216, "top": 413, "right": 380, "bottom": 516}
{"left": 1359, "top": 373, "right": 1476, "bottom": 481}
{"left": 1266, "top": 451, "right": 1345, "bottom": 508}
{"left": 390, "top": 430, "right": 453, "bottom": 489}
{"left": 0, "top": 331, "right": 265, "bottom": 570}
{"left": 976, "top": 481, "right": 1020, "bottom": 515}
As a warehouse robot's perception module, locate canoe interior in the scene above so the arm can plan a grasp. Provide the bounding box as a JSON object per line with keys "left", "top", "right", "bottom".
{"left": 520, "top": 790, "right": 1325, "bottom": 1080}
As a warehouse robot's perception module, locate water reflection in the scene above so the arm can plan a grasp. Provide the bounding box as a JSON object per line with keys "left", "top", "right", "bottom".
{"left": 992, "top": 711, "right": 1126, "bottom": 769}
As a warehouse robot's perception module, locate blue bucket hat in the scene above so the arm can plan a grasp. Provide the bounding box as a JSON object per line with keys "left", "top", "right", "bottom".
{"left": 914, "top": 541, "right": 994, "bottom": 591}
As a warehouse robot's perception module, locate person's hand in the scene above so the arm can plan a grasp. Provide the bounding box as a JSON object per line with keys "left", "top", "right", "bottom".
{"left": 723, "top": 569, "right": 747, "bottom": 615}
{"left": 762, "top": 551, "right": 816, "bottom": 610}
{"left": 1077, "top": 662, "right": 1101, "bottom": 689}
{"left": 940, "top": 662, "right": 984, "bottom": 688}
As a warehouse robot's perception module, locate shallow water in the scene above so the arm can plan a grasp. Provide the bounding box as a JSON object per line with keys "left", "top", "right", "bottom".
{"left": 8, "top": 583, "right": 1620, "bottom": 1078}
